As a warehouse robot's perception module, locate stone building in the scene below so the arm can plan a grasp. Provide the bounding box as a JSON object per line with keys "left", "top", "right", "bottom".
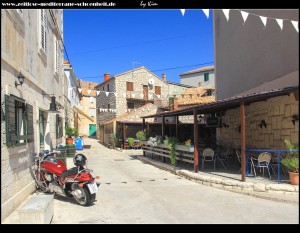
{"left": 95, "top": 66, "right": 170, "bottom": 143}
{"left": 179, "top": 65, "right": 215, "bottom": 88}
{"left": 77, "top": 80, "right": 98, "bottom": 137}
{"left": 1, "top": 9, "right": 64, "bottom": 219}
{"left": 213, "top": 9, "right": 299, "bottom": 148}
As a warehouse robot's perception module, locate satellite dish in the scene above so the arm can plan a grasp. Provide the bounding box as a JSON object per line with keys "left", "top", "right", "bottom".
{"left": 148, "top": 78, "right": 155, "bottom": 85}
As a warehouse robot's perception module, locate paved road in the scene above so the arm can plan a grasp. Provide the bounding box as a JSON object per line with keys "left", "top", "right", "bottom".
{"left": 48, "top": 138, "right": 299, "bottom": 224}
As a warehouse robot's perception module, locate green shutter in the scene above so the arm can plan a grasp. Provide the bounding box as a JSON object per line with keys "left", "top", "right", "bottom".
{"left": 26, "top": 103, "right": 34, "bottom": 142}
{"left": 56, "top": 114, "right": 59, "bottom": 138}
{"left": 5, "top": 95, "right": 16, "bottom": 146}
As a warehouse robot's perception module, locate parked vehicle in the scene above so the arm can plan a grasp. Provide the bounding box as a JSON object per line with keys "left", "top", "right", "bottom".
{"left": 31, "top": 150, "right": 99, "bottom": 206}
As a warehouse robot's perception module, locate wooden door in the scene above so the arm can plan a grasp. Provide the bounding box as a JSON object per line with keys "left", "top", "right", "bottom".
{"left": 143, "top": 85, "right": 148, "bottom": 100}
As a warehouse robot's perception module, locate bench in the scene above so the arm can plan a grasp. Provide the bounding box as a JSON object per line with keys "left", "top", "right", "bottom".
{"left": 18, "top": 194, "right": 54, "bottom": 224}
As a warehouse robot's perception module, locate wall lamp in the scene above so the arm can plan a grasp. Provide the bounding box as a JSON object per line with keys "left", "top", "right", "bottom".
{"left": 259, "top": 120, "right": 267, "bottom": 128}
{"left": 42, "top": 92, "right": 60, "bottom": 113}
{"left": 15, "top": 71, "right": 25, "bottom": 87}
{"left": 291, "top": 114, "right": 299, "bottom": 125}
{"left": 222, "top": 123, "right": 229, "bottom": 128}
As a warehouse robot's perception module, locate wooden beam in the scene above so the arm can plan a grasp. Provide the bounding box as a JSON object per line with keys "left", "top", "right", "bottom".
{"left": 123, "top": 123, "right": 126, "bottom": 149}
{"left": 193, "top": 109, "right": 199, "bottom": 173}
{"left": 175, "top": 116, "right": 179, "bottom": 139}
{"left": 142, "top": 118, "right": 145, "bottom": 131}
{"left": 240, "top": 101, "right": 246, "bottom": 182}
{"left": 162, "top": 116, "right": 165, "bottom": 137}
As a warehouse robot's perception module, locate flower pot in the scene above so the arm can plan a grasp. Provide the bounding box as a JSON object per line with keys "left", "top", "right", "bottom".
{"left": 66, "top": 137, "right": 74, "bottom": 145}
{"left": 288, "top": 172, "right": 299, "bottom": 185}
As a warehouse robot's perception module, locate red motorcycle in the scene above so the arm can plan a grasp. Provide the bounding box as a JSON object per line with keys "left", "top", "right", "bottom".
{"left": 31, "top": 150, "right": 99, "bottom": 206}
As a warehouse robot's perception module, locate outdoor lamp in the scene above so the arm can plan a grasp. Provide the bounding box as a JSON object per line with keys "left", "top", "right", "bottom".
{"left": 15, "top": 71, "right": 25, "bottom": 87}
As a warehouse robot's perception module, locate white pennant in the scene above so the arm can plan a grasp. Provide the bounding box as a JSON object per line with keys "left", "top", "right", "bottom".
{"left": 114, "top": 93, "right": 118, "bottom": 97}
{"left": 78, "top": 88, "right": 82, "bottom": 93}
{"left": 96, "top": 91, "right": 100, "bottom": 96}
{"left": 276, "top": 19, "right": 283, "bottom": 30}
{"left": 132, "top": 93, "right": 135, "bottom": 98}
{"left": 87, "top": 90, "right": 91, "bottom": 94}
{"left": 291, "top": 21, "right": 298, "bottom": 33}
{"left": 202, "top": 9, "right": 209, "bottom": 19}
{"left": 259, "top": 16, "right": 267, "bottom": 27}
{"left": 222, "top": 9, "right": 230, "bottom": 21}
{"left": 140, "top": 94, "right": 144, "bottom": 98}
{"left": 180, "top": 9, "right": 185, "bottom": 16}
{"left": 105, "top": 92, "right": 109, "bottom": 97}
{"left": 157, "top": 95, "right": 160, "bottom": 99}
{"left": 240, "top": 11, "right": 249, "bottom": 24}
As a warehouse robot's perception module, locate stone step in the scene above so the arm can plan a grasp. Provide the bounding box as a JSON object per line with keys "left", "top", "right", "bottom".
{"left": 18, "top": 194, "right": 54, "bottom": 224}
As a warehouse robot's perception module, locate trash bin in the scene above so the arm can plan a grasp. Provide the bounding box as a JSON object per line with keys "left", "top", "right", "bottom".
{"left": 75, "top": 137, "right": 83, "bottom": 150}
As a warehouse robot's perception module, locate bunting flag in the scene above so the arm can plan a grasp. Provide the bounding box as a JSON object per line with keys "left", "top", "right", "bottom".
{"left": 114, "top": 93, "right": 118, "bottom": 97}
{"left": 157, "top": 95, "right": 160, "bottom": 99}
{"left": 87, "top": 90, "right": 91, "bottom": 94}
{"left": 241, "top": 11, "right": 249, "bottom": 24}
{"left": 276, "top": 19, "right": 283, "bottom": 30}
{"left": 180, "top": 9, "right": 185, "bottom": 16}
{"left": 202, "top": 9, "right": 209, "bottom": 19}
{"left": 140, "top": 94, "right": 144, "bottom": 98}
{"left": 222, "top": 9, "right": 230, "bottom": 21}
{"left": 259, "top": 16, "right": 267, "bottom": 27}
{"left": 291, "top": 20, "right": 298, "bottom": 33}
{"left": 78, "top": 88, "right": 82, "bottom": 93}
{"left": 105, "top": 92, "right": 109, "bottom": 97}
{"left": 132, "top": 93, "right": 135, "bottom": 98}
{"left": 96, "top": 91, "right": 100, "bottom": 96}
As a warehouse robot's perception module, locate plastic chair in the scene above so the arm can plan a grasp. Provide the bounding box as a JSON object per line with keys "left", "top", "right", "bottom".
{"left": 202, "top": 148, "right": 215, "bottom": 171}
{"left": 251, "top": 152, "right": 273, "bottom": 179}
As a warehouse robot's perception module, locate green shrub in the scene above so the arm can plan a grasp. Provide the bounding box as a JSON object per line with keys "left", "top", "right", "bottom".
{"left": 281, "top": 139, "right": 299, "bottom": 173}
{"left": 136, "top": 130, "right": 146, "bottom": 141}
{"left": 127, "top": 138, "right": 135, "bottom": 147}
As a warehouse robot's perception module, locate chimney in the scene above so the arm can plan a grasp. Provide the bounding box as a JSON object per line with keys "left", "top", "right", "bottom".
{"left": 162, "top": 73, "right": 166, "bottom": 81}
{"left": 104, "top": 73, "right": 110, "bottom": 82}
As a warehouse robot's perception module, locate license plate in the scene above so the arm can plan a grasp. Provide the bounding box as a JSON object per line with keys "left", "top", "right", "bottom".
{"left": 87, "top": 182, "right": 98, "bottom": 194}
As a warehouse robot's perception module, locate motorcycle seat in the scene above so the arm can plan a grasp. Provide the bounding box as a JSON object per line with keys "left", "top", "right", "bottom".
{"left": 61, "top": 167, "right": 78, "bottom": 180}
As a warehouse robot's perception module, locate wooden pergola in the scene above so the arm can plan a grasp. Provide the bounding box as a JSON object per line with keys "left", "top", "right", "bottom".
{"left": 141, "top": 86, "right": 299, "bottom": 182}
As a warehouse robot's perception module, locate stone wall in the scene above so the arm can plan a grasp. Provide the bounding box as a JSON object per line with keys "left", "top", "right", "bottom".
{"left": 218, "top": 94, "right": 299, "bottom": 149}
{"left": 1, "top": 9, "right": 64, "bottom": 220}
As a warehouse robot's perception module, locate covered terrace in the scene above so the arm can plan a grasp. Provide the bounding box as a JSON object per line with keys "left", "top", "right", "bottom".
{"left": 141, "top": 86, "right": 299, "bottom": 182}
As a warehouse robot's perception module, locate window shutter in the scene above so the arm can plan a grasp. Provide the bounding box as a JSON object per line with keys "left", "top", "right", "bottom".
{"left": 25, "top": 103, "right": 34, "bottom": 142}
{"left": 5, "top": 95, "right": 16, "bottom": 146}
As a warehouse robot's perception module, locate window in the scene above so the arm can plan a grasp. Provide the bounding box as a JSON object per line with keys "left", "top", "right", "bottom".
{"left": 90, "top": 108, "right": 95, "bottom": 117}
{"left": 39, "top": 9, "right": 47, "bottom": 53}
{"left": 126, "top": 82, "right": 133, "bottom": 91}
{"left": 107, "top": 84, "right": 110, "bottom": 92}
{"left": 155, "top": 86, "right": 161, "bottom": 95}
{"left": 127, "top": 102, "right": 134, "bottom": 110}
{"left": 204, "top": 73, "right": 209, "bottom": 82}
{"left": 56, "top": 114, "right": 63, "bottom": 138}
{"left": 5, "top": 95, "right": 34, "bottom": 146}
{"left": 90, "top": 96, "right": 94, "bottom": 103}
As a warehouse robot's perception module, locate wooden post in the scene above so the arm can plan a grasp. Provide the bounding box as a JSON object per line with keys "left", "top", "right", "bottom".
{"left": 175, "top": 116, "right": 179, "bottom": 139}
{"left": 162, "top": 116, "right": 165, "bottom": 137}
{"left": 240, "top": 101, "right": 246, "bottom": 182}
{"left": 142, "top": 118, "right": 145, "bottom": 131}
{"left": 123, "top": 123, "right": 126, "bottom": 149}
{"left": 193, "top": 109, "right": 199, "bottom": 172}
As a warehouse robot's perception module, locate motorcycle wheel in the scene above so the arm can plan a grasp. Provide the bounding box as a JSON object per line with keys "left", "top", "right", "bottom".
{"left": 72, "top": 185, "right": 96, "bottom": 206}
{"left": 30, "top": 162, "right": 49, "bottom": 193}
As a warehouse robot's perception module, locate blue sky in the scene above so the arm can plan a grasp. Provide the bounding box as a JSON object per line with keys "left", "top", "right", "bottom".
{"left": 63, "top": 10, "right": 214, "bottom": 84}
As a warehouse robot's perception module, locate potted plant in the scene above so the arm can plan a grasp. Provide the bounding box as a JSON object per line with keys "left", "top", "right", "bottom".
{"left": 281, "top": 139, "right": 299, "bottom": 185}
{"left": 127, "top": 138, "right": 135, "bottom": 149}
{"left": 136, "top": 130, "right": 146, "bottom": 145}
{"left": 65, "top": 125, "right": 75, "bottom": 144}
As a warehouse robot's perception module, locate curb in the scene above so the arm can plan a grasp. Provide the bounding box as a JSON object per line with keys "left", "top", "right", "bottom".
{"left": 137, "top": 156, "right": 299, "bottom": 204}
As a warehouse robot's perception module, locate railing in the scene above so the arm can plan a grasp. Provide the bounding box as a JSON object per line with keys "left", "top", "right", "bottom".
{"left": 245, "top": 149, "right": 298, "bottom": 184}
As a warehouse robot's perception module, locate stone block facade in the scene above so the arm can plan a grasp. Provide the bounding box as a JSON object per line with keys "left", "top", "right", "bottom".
{"left": 218, "top": 94, "right": 299, "bottom": 149}
{"left": 1, "top": 9, "right": 64, "bottom": 220}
